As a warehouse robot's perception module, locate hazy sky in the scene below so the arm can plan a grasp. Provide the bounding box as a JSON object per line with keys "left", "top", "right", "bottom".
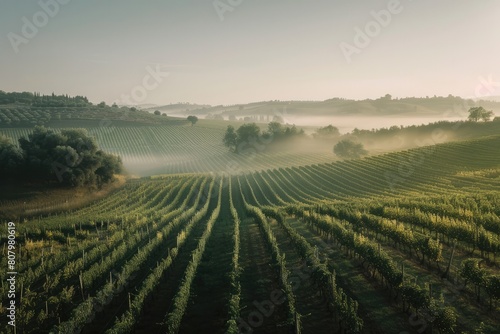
{"left": 1, "top": 0, "right": 499, "bottom": 106}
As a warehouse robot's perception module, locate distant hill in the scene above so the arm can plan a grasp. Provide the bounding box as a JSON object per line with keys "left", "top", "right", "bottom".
{"left": 2, "top": 91, "right": 500, "bottom": 127}
{"left": 475, "top": 96, "right": 500, "bottom": 103}
{"left": 169, "top": 95, "right": 500, "bottom": 120}
{"left": 145, "top": 103, "right": 211, "bottom": 115}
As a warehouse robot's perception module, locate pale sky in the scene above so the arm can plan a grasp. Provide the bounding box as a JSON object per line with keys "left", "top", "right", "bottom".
{"left": 1, "top": 0, "right": 499, "bottom": 106}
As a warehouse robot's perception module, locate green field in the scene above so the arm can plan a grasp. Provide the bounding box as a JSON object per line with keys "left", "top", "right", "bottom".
{"left": 1, "top": 132, "right": 500, "bottom": 333}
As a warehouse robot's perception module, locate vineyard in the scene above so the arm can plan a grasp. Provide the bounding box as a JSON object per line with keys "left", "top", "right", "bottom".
{"left": 0, "top": 125, "right": 336, "bottom": 176}
{"left": 1, "top": 134, "right": 500, "bottom": 333}
{"left": 3, "top": 117, "right": 500, "bottom": 178}
{"left": 0, "top": 106, "right": 181, "bottom": 127}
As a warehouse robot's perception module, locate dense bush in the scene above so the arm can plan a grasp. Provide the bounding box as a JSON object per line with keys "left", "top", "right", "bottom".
{"left": 0, "top": 126, "right": 122, "bottom": 187}
{"left": 333, "top": 139, "right": 368, "bottom": 159}
{"left": 0, "top": 134, "right": 24, "bottom": 181}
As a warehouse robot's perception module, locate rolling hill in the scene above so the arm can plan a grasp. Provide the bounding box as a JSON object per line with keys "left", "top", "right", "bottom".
{"left": 2, "top": 135, "right": 499, "bottom": 333}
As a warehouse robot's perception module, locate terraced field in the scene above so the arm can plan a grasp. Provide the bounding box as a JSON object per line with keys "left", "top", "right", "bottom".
{"left": 1, "top": 135, "right": 500, "bottom": 333}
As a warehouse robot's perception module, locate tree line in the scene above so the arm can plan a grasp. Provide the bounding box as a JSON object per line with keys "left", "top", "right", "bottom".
{"left": 0, "top": 91, "right": 91, "bottom": 107}
{"left": 223, "top": 122, "right": 305, "bottom": 153}
{"left": 222, "top": 122, "right": 369, "bottom": 159}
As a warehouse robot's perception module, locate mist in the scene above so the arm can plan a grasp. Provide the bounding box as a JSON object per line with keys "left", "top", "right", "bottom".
{"left": 280, "top": 115, "right": 466, "bottom": 133}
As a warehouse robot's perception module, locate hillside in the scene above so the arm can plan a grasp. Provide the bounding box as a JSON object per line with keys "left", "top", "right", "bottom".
{"left": 3, "top": 91, "right": 499, "bottom": 132}
{"left": 0, "top": 104, "right": 187, "bottom": 128}
{"left": 0, "top": 92, "right": 189, "bottom": 127}
{"left": 161, "top": 95, "right": 500, "bottom": 120}
{"left": 2, "top": 135, "right": 499, "bottom": 333}
{"left": 2, "top": 118, "right": 500, "bottom": 177}
{"left": 0, "top": 120, "right": 334, "bottom": 176}
{"left": 147, "top": 103, "right": 211, "bottom": 114}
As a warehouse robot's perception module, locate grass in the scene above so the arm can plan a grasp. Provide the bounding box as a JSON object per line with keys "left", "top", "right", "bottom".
{"left": 0, "top": 175, "right": 127, "bottom": 220}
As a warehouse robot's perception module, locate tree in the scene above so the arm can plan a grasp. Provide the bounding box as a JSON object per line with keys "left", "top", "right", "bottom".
{"left": 333, "top": 139, "right": 368, "bottom": 159}
{"left": 0, "top": 134, "right": 24, "bottom": 183}
{"left": 284, "top": 125, "right": 303, "bottom": 137}
{"left": 267, "top": 122, "right": 283, "bottom": 137}
{"left": 97, "top": 101, "right": 107, "bottom": 108}
{"left": 154, "top": 110, "right": 161, "bottom": 115}
{"left": 16, "top": 126, "right": 122, "bottom": 187}
{"left": 223, "top": 125, "right": 237, "bottom": 152}
{"left": 187, "top": 115, "right": 198, "bottom": 126}
{"left": 235, "top": 123, "right": 261, "bottom": 153}
{"left": 228, "top": 115, "right": 237, "bottom": 121}
{"left": 236, "top": 122, "right": 260, "bottom": 142}
{"left": 313, "top": 125, "right": 340, "bottom": 139}
{"left": 468, "top": 107, "right": 494, "bottom": 122}
{"left": 224, "top": 122, "right": 305, "bottom": 153}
